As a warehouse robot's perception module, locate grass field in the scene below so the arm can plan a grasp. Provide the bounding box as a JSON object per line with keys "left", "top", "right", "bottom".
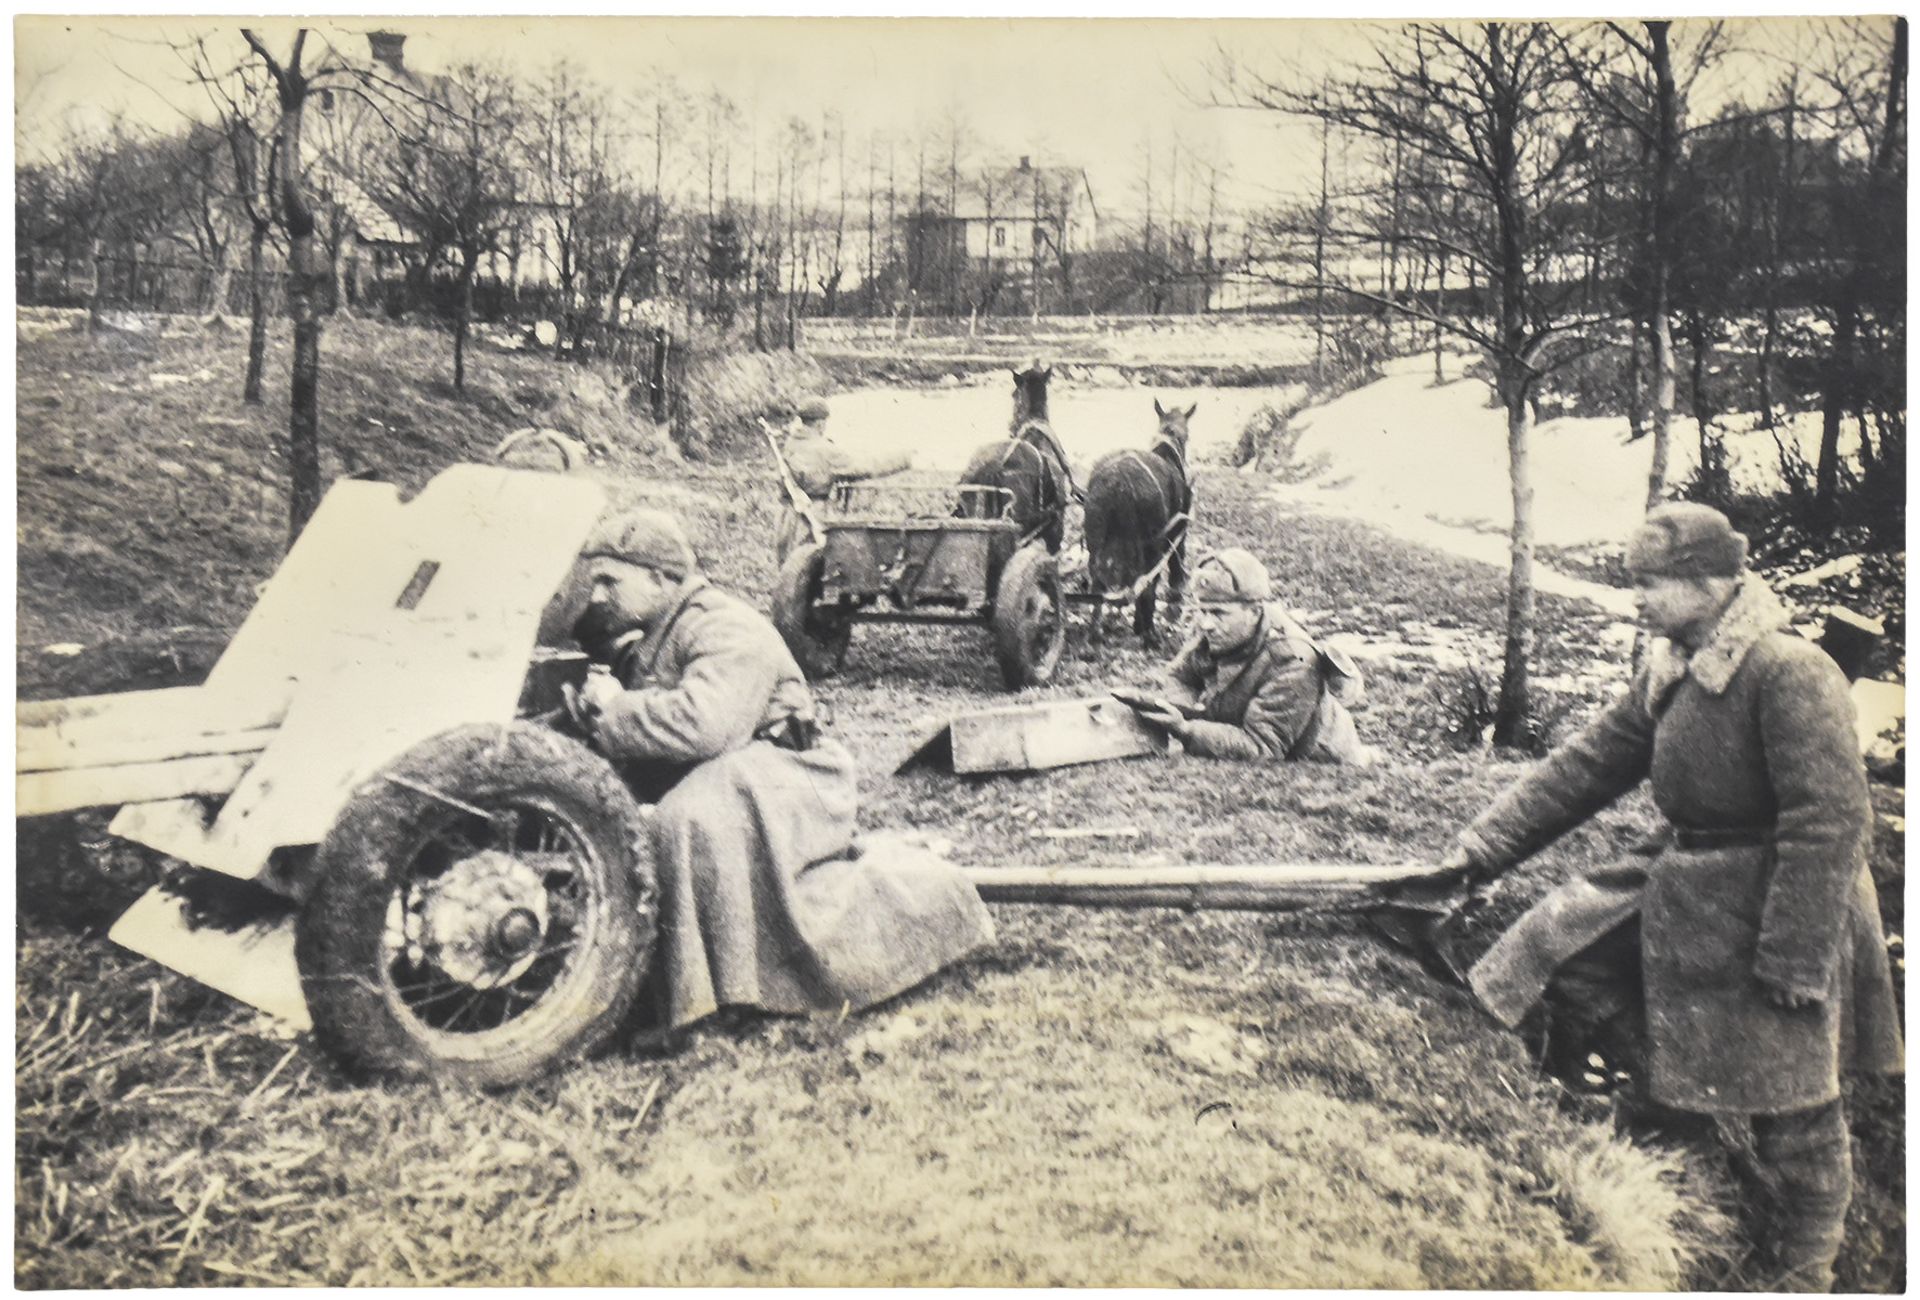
{"left": 13, "top": 312, "right": 1903, "bottom": 1289}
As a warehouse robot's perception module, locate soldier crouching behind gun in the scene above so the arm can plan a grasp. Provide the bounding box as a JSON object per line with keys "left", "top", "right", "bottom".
{"left": 1126, "top": 547, "right": 1373, "bottom": 765}
{"left": 1390, "top": 503, "right": 1902, "bottom": 1292}
{"left": 561, "top": 506, "right": 994, "bottom": 1035}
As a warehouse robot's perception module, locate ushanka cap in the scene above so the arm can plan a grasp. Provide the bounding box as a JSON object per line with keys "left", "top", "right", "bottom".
{"left": 798, "top": 396, "right": 832, "bottom": 424}
{"left": 1191, "top": 547, "right": 1273, "bottom": 604}
{"left": 581, "top": 507, "right": 698, "bottom": 579}
{"left": 1627, "top": 503, "right": 1748, "bottom": 579}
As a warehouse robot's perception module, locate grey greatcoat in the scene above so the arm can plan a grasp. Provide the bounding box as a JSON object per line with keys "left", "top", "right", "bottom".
{"left": 590, "top": 578, "right": 993, "bottom": 1029}
{"left": 1460, "top": 577, "right": 1903, "bottom": 1115}
{"left": 1166, "top": 605, "right": 1368, "bottom": 763}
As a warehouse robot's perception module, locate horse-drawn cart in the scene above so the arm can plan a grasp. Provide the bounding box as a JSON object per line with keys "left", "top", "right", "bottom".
{"left": 772, "top": 477, "right": 1067, "bottom": 690}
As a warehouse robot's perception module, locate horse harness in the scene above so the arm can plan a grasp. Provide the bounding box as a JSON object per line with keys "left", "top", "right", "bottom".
{"left": 1112, "top": 433, "right": 1191, "bottom": 516}
{"left": 996, "top": 420, "right": 1082, "bottom": 508}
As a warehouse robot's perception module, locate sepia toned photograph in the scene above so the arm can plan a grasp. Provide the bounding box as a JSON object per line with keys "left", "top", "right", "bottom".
{"left": 13, "top": 12, "right": 1905, "bottom": 1290}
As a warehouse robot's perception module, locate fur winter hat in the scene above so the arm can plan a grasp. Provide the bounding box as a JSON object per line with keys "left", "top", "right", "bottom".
{"left": 1627, "top": 503, "right": 1749, "bottom": 579}
{"left": 581, "top": 507, "right": 698, "bottom": 579}
{"left": 798, "top": 397, "right": 832, "bottom": 425}
{"left": 1192, "top": 548, "right": 1273, "bottom": 604}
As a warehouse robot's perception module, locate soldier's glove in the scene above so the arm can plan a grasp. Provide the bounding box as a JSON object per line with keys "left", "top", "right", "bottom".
{"left": 563, "top": 669, "right": 619, "bottom": 734}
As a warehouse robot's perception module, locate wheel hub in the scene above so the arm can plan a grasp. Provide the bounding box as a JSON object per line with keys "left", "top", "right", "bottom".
{"left": 411, "top": 850, "right": 552, "bottom": 988}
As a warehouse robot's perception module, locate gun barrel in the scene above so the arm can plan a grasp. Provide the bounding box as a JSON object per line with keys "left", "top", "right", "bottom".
{"left": 962, "top": 862, "right": 1452, "bottom": 912}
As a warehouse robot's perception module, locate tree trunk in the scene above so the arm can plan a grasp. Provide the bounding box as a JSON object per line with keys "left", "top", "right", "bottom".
{"left": 243, "top": 221, "right": 270, "bottom": 404}
{"left": 87, "top": 240, "right": 106, "bottom": 334}
{"left": 1492, "top": 370, "right": 1536, "bottom": 748}
{"left": 1625, "top": 314, "right": 1645, "bottom": 441}
{"left": 274, "top": 68, "right": 324, "bottom": 541}
{"left": 1643, "top": 20, "right": 1679, "bottom": 513}
{"left": 1688, "top": 317, "right": 1712, "bottom": 454}
{"left": 1814, "top": 305, "right": 1857, "bottom": 529}
{"left": 207, "top": 258, "right": 234, "bottom": 317}
{"left": 1757, "top": 302, "right": 1779, "bottom": 430}
{"left": 287, "top": 242, "right": 324, "bottom": 538}
{"left": 1647, "top": 304, "right": 1676, "bottom": 511}
{"left": 332, "top": 227, "right": 357, "bottom": 319}
{"left": 454, "top": 248, "right": 477, "bottom": 391}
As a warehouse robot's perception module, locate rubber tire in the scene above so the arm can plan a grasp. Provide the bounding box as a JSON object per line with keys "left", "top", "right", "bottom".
{"left": 771, "top": 541, "right": 852, "bottom": 680}
{"left": 296, "top": 722, "right": 657, "bottom": 1088}
{"left": 992, "top": 543, "right": 1067, "bottom": 689}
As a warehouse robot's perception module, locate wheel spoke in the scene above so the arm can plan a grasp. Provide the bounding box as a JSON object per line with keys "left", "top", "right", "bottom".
{"left": 444, "top": 987, "right": 492, "bottom": 1032}
{"left": 392, "top": 976, "right": 472, "bottom": 1010}
{"left": 493, "top": 806, "right": 525, "bottom": 853}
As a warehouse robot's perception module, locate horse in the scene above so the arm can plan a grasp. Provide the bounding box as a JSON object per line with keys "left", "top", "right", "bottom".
{"left": 956, "top": 362, "right": 1075, "bottom": 553}
{"left": 1083, "top": 399, "right": 1195, "bottom": 645}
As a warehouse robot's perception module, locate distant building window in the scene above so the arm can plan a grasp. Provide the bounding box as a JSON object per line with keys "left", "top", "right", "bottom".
{"left": 994, "top": 226, "right": 1007, "bottom": 248}
{"left": 320, "top": 90, "right": 335, "bottom": 112}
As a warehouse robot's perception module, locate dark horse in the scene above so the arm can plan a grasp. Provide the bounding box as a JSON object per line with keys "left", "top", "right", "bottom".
{"left": 957, "top": 362, "right": 1075, "bottom": 552}
{"left": 1083, "top": 399, "right": 1194, "bottom": 644}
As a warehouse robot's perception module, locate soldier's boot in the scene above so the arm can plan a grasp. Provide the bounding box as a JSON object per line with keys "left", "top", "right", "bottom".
{"left": 1752, "top": 1100, "right": 1852, "bottom": 1293}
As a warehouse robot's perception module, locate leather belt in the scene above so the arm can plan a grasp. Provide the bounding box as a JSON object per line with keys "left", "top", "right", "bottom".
{"left": 1674, "top": 825, "right": 1774, "bottom": 849}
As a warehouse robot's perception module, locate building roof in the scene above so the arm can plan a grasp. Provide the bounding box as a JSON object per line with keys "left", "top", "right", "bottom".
{"left": 929, "top": 162, "right": 1095, "bottom": 222}
{"left": 326, "top": 173, "right": 410, "bottom": 245}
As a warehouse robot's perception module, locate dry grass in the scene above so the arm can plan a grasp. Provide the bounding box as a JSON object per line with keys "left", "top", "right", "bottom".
{"left": 14, "top": 314, "right": 1901, "bottom": 1289}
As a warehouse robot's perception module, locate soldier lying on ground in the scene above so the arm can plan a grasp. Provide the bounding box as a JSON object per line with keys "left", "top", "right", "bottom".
{"left": 1385, "top": 503, "right": 1903, "bottom": 1293}
{"left": 563, "top": 506, "right": 994, "bottom": 1033}
{"left": 773, "top": 396, "right": 914, "bottom": 563}
{"left": 1125, "top": 547, "right": 1373, "bottom": 764}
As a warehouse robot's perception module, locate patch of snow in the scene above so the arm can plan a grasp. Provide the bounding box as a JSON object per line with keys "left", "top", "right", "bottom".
{"left": 827, "top": 355, "right": 1831, "bottom": 632}
{"left": 827, "top": 380, "right": 1295, "bottom": 476}
{"left": 1783, "top": 554, "right": 1866, "bottom": 587}
{"left": 42, "top": 643, "right": 84, "bottom": 657}
{"left": 1852, "top": 679, "right": 1906, "bottom": 753}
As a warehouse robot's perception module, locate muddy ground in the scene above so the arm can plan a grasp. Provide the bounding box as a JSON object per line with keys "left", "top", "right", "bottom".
{"left": 13, "top": 313, "right": 1904, "bottom": 1289}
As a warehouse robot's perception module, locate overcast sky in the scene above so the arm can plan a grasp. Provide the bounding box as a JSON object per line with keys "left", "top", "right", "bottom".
{"left": 13, "top": 14, "right": 1389, "bottom": 212}
{"left": 13, "top": 14, "right": 1850, "bottom": 217}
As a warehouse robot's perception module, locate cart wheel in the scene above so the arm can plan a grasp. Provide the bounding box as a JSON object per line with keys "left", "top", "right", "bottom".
{"left": 992, "top": 543, "right": 1066, "bottom": 688}
{"left": 296, "top": 722, "right": 657, "bottom": 1087}
{"left": 771, "top": 542, "right": 852, "bottom": 679}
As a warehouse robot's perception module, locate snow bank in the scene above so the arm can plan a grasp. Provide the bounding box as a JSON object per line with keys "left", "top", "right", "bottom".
{"left": 1280, "top": 354, "right": 1853, "bottom": 554}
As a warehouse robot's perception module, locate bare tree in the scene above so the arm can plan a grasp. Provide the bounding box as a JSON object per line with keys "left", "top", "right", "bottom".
{"left": 817, "top": 112, "right": 848, "bottom": 316}
{"left": 178, "top": 37, "right": 293, "bottom": 401}
{"left": 42, "top": 122, "right": 180, "bottom": 332}
{"left": 1564, "top": 21, "right": 1726, "bottom": 510}
{"left": 1805, "top": 16, "right": 1906, "bottom": 529}
{"left": 524, "top": 64, "right": 618, "bottom": 356}
{"left": 1232, "top": 22, "right": 1619, "bottom": 744}
{"left": 241, "top": 27, "right": 333, "bottom": 538}
{"left": 375, "top": 62, "right": 523, "bottom": 389}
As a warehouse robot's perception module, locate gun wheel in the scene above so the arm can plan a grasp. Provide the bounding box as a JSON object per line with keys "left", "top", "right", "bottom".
{"left": 297, "top": 722, "right": 657, "bottom": 1087}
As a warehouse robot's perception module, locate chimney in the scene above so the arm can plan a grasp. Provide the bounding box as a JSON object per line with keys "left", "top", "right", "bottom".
{"left": 1018, "top": 155, "right": 1031, "bottom": 171}
{"left": 367, "top": 30, "right": 406, "bottom": 73}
